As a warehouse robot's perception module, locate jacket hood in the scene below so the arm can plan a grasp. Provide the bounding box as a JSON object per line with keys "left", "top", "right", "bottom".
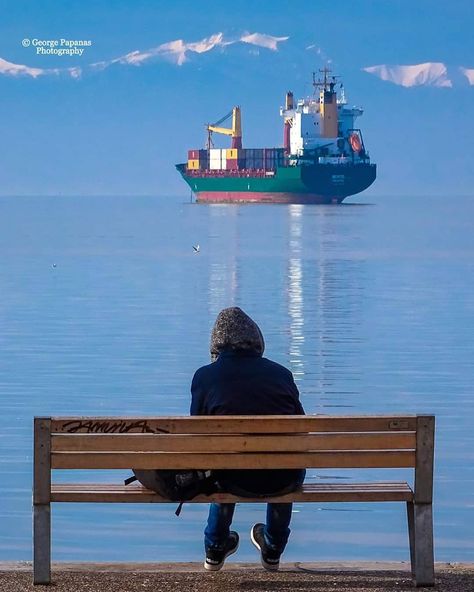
{"left": 210, "top": 307, "right": 265, "bottom": 360}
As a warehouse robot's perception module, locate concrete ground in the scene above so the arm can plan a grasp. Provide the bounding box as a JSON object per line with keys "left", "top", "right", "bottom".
{"left": 1, "top": 562, "right": 474, "bottom": 592}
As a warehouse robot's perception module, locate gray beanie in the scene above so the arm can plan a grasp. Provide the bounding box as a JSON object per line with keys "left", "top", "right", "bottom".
{"left": 210, "top": 307, "right": 265, "bottom": 360}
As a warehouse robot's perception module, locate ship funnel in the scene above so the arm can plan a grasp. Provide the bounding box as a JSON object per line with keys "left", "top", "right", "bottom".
{"left": 285, "top": 91, "right": 294, "bottom": 110}
{"left": 284, "top": 120, "right": 291, "bottom": 154}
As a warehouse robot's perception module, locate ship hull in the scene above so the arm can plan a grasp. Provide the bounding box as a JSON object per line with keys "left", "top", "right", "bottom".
{"left": 177, "top": 162, "right": 376, "bottom": 204}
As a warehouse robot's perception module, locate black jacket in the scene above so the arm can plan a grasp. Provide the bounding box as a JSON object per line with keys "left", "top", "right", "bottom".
{"left": 191, "top": 350, "right": 304, "bottom": 416}
{"left": 190, "top": 350, "right": 305, "bottom": 494}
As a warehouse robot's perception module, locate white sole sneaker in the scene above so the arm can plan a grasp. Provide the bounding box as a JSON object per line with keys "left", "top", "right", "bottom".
{"left": 204, "top": 536, "right": 240, "bottom": 571}
{"left": 250, "top": 524, "right": 280, "bottom": 571}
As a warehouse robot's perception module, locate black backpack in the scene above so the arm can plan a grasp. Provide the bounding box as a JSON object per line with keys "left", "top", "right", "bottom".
{"left": 125, "top": 469, "right": 218, "bottom": 515}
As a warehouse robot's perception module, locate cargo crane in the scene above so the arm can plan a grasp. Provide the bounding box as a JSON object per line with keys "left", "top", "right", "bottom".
{"left": 206, "top": 106, "right": 242, "bottom": 149}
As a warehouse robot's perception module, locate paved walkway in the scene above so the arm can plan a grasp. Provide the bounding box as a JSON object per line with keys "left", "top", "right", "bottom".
{"left": 2, "top": 562, "right": 474, "bottom": 591}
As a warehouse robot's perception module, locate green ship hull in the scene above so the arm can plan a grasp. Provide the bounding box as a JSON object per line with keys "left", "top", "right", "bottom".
{"left": 176, "top": 162, "right": 376, "bottom": 204}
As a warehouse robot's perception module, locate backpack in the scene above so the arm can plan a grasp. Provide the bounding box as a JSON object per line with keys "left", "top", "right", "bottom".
{"left": 125, "top": 469, "right": 218, "bottom": 515}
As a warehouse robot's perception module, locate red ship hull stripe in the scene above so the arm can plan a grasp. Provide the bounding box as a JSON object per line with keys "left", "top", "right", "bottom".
{"left": 196, "top": 191, "right": 343, "bottom": 204}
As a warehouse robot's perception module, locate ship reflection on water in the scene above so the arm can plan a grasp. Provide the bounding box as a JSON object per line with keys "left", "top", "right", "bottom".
{"left": 287, "top": 205, "right": 305, "bottom": 382}
{"left": 206, "top": 202, "right": 366, "bottom": 414}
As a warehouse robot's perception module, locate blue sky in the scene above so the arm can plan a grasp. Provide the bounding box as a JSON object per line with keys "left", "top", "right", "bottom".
{"left": 0, "top": 0, "right": 473, "bottom": 197}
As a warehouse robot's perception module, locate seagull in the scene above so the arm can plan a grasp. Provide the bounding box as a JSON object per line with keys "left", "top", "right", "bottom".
{"left": 193, "top": 245, "right": 200, "bottom": 253}
{"left": 52, "top": 263, "right": 57, "bottom": 268}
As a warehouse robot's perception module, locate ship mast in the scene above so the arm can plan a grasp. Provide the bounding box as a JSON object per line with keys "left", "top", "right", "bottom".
{"left": 312, "top": 66, "right": 338, "bottom": 94}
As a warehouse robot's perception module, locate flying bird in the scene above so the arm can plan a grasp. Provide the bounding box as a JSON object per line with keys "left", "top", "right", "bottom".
{"left": 193, "top": 245, "right": 200, "bottom": 253}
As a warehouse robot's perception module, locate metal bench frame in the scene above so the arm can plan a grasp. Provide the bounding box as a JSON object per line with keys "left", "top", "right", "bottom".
{"left": 33, "top": 414, "right": 435, "bottom": 586}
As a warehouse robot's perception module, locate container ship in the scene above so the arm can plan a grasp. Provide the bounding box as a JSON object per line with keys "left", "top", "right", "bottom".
{"left": 176, "top": 69, "right": 376, "bottom": 204}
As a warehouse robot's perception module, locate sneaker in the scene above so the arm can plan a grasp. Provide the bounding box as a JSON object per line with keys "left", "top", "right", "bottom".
{"left": 204, "top": 531, "right": 239, "bottom": 571}
{"left": 250, "top": 523, "right": 281, "bottom": 571}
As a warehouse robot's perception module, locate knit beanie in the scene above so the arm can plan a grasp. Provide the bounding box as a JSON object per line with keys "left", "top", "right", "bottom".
{"left": 210, "top": 307, "right": 265, "bottom": 360}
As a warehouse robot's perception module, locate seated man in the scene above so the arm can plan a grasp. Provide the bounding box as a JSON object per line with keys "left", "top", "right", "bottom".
{"left": 191, "top": 307, "right": 305, "bottom": 571}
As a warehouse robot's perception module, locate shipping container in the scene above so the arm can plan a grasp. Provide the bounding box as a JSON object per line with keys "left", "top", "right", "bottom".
{"left": 245, "top": 159, "right": 264, "bottom": 169}
{"left": 226, "top": 158, "right": 246, "bottom": 170}
{"left": 209, "top": 148, "right": 221, "bottom": 170}
{"left": 264, "top": 159, "right": 277, "bottom": 166}
{"left": 187, "top": 159, "right": 201, "bottom": 170}
{"left": 188, "top": 149, "right": 208, "bottom": 163}
{"left": 188, "top": 147, "right": 284, "bottom": 171}
{"left": 248, "top": 148, "right": 264, "bottom": 158}
{"left": 226, "top": 148, "right": 240, "bottom": 159}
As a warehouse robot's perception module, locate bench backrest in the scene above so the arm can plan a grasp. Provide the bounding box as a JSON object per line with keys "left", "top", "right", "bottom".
{"left": 34, "top": 415, "right": 434, "bottom": 503}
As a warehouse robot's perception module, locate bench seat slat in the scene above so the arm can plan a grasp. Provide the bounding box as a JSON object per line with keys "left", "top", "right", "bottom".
{"left": 51, "top": 432, "right": 416, "bottom": 453}
{"left": 52, "top": 481, "right": 410, "bottom": 490}
{"left": 51, "top": 416, "right": 417, "bottom": 435}
{"left": 51, "top": 482, "right": 414, "bottom": 503}
{"left": 51, "top": 450, "right": 416, "bottom": 470}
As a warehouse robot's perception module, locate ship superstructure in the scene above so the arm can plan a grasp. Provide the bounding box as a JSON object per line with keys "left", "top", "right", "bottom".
{"left": 176, "top": 69, "right": 376, "bottom": 204}
{"left": 282, "top": 70, "right": 367, "bottom": 164}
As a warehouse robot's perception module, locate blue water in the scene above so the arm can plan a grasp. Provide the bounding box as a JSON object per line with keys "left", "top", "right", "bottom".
{"left": 0, "top": 195, "right": 473, "bottom": 562}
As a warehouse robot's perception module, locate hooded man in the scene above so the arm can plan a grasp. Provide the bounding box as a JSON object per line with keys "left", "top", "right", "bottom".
{"left": 191, "top": 307, "right": 305, "bottom": 572}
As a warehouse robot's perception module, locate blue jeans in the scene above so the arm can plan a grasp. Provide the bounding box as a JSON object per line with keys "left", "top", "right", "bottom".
{"left": 205, "top": 502, "right": 294, "bottom": 553}
{"left": 204, "top": 470, "right": 305, "bottom": 553}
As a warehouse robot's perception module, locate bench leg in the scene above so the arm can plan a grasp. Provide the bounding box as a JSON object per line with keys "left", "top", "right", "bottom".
{"left": 407, "top": 502, "right": 434, "bottom": 587}
{"left": 33, "top": 504, "right": 51, "bottom": 585}
{"left": 406, "top": 501, "right": 416, "bottom": 579}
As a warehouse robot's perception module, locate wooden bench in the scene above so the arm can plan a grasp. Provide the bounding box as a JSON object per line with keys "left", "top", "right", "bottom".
{"left": 33, "top": 414, "right": 435, "bottom": 587}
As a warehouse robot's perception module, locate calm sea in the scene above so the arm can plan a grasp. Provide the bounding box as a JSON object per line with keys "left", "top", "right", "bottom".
{"left": 0, "top": 195, "right": 473, "bottom": 563}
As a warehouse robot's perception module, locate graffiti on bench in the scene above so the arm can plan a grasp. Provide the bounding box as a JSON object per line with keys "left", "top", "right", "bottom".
{"left": 61, "top": 420, "right": 170, "bottom": 434}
